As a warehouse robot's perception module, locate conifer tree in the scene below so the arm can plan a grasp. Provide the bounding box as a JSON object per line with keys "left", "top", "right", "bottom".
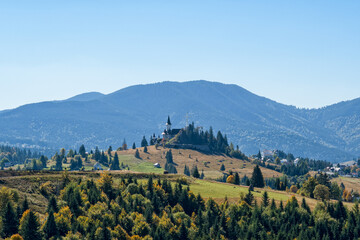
{"left": 107, "top": 146, "right": 112, "bottom": 156}
{"left": 94, "top": 147, "right": 101, "bottom": 161}
{"left": 244, "top": 189, "right": 254, "bottom": 206}
{"left": 144, "top": 145, "right": 148, "bottom": 153}
{"left": 132, "top": 142, "right": 136, "bottom": 149}
{"left": 2, "top": 202, "right": 18, "bottom": 237}
{"left": 22, "top": 196, "right": 29, "bottom": 213}
{"left": 79, "top": 144, "right": 86, "bottom": 158}
{"left": 234, "top": 172, "right": 240, "bottom": 185}
{"left": 220, "top": 164, "right": 225, "bottom": 171}
{"left": 191, "top": 165, "right": 200, "bottom": 178}
{"left": 19, "top": 210, "right": 41, "bottom": 240}
{"left": 54, "top": 153, "right": 62, "bottom": 171}
{"left": 200, "top": 169, "right": 205, "bottom": 179}
{"left": 251, "top": 165, "right": 264, "bottom": 188}
{"left": 110, "top": 153, "right": 120, "bottom": 170}
{"left": 47, "top": 196, "right": 58, "bottom": 213}
{"left": 43, "top": 210, "right": 57, "bottom": 239}
{"left": 262, "top": 191, "right": 269, "bottom": 207}
{"left": 134, "top": 149, "right": 140, "bottom": 159}
{"left": 184, "top": 165, "right": 190, "bottom": 176}
{"left": 141, "top": 136, "right": 148, "bottom": 147}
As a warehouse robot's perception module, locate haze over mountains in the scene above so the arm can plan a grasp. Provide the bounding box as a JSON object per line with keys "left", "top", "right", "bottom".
{"left": 0, "top": 80, "right": 359, "bottom": 162}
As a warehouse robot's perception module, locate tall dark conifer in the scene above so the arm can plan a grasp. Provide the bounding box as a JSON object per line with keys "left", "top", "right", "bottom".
{"left": 251, "top": 165, "right": 264, "bottom": 188}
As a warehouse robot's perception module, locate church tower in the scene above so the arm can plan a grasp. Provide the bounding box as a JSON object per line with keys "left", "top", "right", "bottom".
{"left": 166, "top": 115, "right": 172, "bottom": 131}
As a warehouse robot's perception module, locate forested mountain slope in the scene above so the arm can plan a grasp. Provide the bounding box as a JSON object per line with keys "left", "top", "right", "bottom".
{"left": 0, "top": 80, "right": 358, "bottom": 162}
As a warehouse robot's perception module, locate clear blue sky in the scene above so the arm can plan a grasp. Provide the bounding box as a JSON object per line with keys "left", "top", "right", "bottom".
{"left": 0, "top": 1, "right": 359, "bottom": 110}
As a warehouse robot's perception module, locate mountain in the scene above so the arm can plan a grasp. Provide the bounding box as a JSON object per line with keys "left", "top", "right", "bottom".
{"left": 0, "top": 80, "right": 359, "bottom": 162}
{"left": 65, "top": 92, "right": 105, "bottom": 102}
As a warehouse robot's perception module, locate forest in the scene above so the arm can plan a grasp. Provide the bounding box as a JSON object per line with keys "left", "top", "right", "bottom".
{"left": 1, "top": 171, "right": 360, "bottom": 240}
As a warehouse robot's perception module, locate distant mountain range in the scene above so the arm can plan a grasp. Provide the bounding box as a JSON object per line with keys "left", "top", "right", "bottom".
{"left": 0, "top": 80, "right": 359, "bottom": 162}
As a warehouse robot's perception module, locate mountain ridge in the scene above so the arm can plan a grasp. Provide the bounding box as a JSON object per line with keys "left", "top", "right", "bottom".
{"left": 0, "top": 80, "right": 359, "bottom": 162}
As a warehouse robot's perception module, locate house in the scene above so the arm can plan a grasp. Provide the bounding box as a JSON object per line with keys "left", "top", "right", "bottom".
{"left": 154, "top": 163, "right": 161, "bottom": 168}
{"left": 280, "top": 159, "right": 288, "bottom": 164}
{"left": 162, "top": 116, "right": 182, "bottom": 140}
{"left": 261, "top": 150, "right": 274, "bottom": 159}
{"left": 93, "top": 162, "right": 103, "bottom": 170}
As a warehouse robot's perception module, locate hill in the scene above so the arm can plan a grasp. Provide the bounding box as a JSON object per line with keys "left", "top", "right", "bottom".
{"left": 0, "top": 80, "right": 359, "bottom": 162}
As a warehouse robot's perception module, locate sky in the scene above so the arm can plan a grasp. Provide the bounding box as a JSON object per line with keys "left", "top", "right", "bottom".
{"left": 0, "top": 1, "right": 359, "bottom": 110}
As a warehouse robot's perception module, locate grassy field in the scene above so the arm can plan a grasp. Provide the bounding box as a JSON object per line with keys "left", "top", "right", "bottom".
{"left": 116, "top": 146, "right": 282, "bottom": 180}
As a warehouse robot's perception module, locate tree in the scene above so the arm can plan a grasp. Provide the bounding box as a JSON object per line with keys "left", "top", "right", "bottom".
{"left": 94, "top": 147, "right": 101, "bottom": 161}
{"left": 2, "top": 202, "right": 18, "bottom": 237}
{"left": 122, "top": 139, "right": 127, "bottom": 150}
{"left": 302, "top": 177, "right": 318, "bottom": 198}
{"left": 110, "top": 153, "right": 120, "bottom": 170}
{"left": 141, "top": 136, "right": 148, "bottom": 147}
{"left": 226, "top": 175, "right": 235, "bottom": 184}
{"left": 290, "top": 185, "right": 298, "bottom": 193}
{"left": 19, "top": 210, "right": 41, "bottom": 240}
{"left": 22, "top": 196, "right": 29, "bottom": 213}
{"left": 47, "top": 196, "right": 58, "bottom": 213}
{"left": 262, "top": 191, "right": 269, "bottom": 207}
{"left": 191, "top": 165, "right": 200, "bottom": 178}
{"left": 316, "top": 173, "right": 331, "bottom": 188}
{"left": 134, "top": 149, "right": 140, "bottom": 159}
{"left": 144, "top": 145, "right": 148, "bottom": 153}
{"left": 244, "top": 189, "right": 254, "bottom": 205}
{"left": 200, "top": 169, "right": 205, "bottom": 179}
{"left": 184, "top": 165, "right": 190, "bottom": 176}
{"left": 257, "top": 150, "right": 262, "bottom": 159}
{"left": 251, "top": 165, "right": 264, "bottom": 188}
{"left": 39, "top": 155, "right": 47, "bottom": 168}
{"left": 79, "top": 144, "right": 86, "bottom": 158}
{"left": 54, "top": 153, "right": 62, "bottom": 171}
{"left": 220, "top": 164, "right": 225, "bottom": 171}
{"left": 330, "top": 182, "right": 342, "bottom": 200}
{"left": 132, "top": 143, "right": 136, "bottom": 149}
{"left": 107, "top": 146, "right": 112, "bottom": 156}
{"left": 43, "top": 210, "right": 57, "bottom": 239}
{"left": 234, "top": 172, "right": 240, "bottom": 185}
{"left": 313, "top": 184, "right": 330, "bottom": 201}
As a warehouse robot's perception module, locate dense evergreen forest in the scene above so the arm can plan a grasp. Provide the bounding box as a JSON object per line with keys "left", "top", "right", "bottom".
{"left": 0, "top": 145, "right": 41, "bottom": 165}
{"left": 1, "top": 173, "right": 360, "bottom": 240}
{"left": 173, "top": 123, "right": 247, "bottom": 160}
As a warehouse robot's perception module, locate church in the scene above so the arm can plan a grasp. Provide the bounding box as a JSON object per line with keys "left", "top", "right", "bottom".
{"left": 162, "top": 116, "right": 182, "bottom": 140}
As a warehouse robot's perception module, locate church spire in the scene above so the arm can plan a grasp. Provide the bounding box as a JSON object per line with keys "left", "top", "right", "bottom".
{"left": 167, "top": 115, "right": 172, "bottom": 125}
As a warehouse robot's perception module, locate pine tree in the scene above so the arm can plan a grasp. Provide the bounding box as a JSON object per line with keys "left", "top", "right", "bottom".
{"left": 144, "top": 145, "right": 148, "bottom": 153}
{"left": 141, "top": 136, "right": 148, "bottom": 147}
{"left": 2, "top": 202, "right": 18, "bottom": 237}
{"left": 39, "top": 155, "right": 47, "bottom": 168}
{"left": 19, "top": 210, "right": 41, "bottom": 240}
{"left": 200, "top": 170, "right": 205, "bottom": 179}
{"left": 110, "top": 153, "right": 120, "bottom": 170}
{"left": 54, "top": 153, "right": 62, "bottom": 171}
{"left": 132, "top": 142, "right": 136, "bottom": 149}
{"left": 107, "top": 146, "right": 112, "bottom": 156}
{"left": 244, "top": 189, "right": 254, "bottom": 206}
{"left": 47, "top": 196, "right": 58, "bottom": 213}
{"left": 220, "top": 164, "right": 225, "bottom": 171}
{"left": 134, "top": 149, "right": 140, "bottom": 159}
{"left": 191, "top": 165, "right": 200, "bottom": 178}
{"left": 94, "top": 147, "right": 101, "bottom": 161}
{"left": 234, "top": 172, "right": 240, "bottom": 185}
{"left": 184, "top": 165, "right": 190, "bottom": 176}
{"left": 251, "top": 165, "right": 264, "bottom": 188}
{"left": 262, "top": 191, "right": 269, "bottom": 207}
{"left": 79, "top": 144, "right": 86, "bottom": 158}
{"left": 43, "top": 210, "right": 57, "bottom": 239}
{"left": 22, "top": 196, "right": 29, "bottom": 213}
